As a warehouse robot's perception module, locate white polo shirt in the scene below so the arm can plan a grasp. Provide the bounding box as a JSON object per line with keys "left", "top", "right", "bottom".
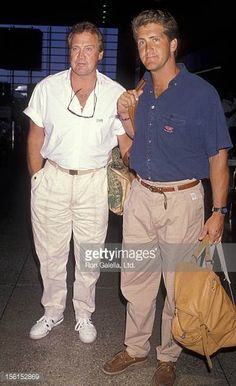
{"left": 24, "top": 69, "right": 125, "bottom": 169}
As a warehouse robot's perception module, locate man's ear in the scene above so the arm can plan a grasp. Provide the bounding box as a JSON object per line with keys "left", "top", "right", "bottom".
{"left": 170, "top": 38, "right": 178, "bottom": 54}
{"left": 98, "top": 51, "right": 104, "bottom": 61}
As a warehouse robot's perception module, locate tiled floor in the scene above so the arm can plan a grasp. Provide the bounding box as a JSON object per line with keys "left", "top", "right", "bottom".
{"left": 0, "top": 151, "right": 236, "bottom": 386}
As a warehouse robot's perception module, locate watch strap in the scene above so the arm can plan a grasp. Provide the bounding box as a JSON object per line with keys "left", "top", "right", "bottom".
{"left": 212, "top": 206, "right": 228, "bottom": 214}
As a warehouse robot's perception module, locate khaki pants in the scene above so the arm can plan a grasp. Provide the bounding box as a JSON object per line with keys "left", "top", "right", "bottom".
{"left": 121, "top": 178, "right": 204, "bottom": 362}
{"left": 31, "top": 160, "right": 108, "bottom": 320}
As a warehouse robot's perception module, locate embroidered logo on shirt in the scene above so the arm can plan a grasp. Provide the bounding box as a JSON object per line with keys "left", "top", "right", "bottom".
{"left": 164, "top": 125, "right": 174, "bottom": 133}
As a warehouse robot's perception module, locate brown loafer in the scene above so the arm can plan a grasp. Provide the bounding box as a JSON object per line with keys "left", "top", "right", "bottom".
{"left": 102, "top": 350, "right": 147, "bottom": 375}
{"left": 152, "top": 360, "right": 176, "bottom": 386}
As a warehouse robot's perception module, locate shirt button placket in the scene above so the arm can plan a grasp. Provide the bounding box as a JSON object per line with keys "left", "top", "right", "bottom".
{"left": 147, "top": 104, "right": 156, "bottom": 179}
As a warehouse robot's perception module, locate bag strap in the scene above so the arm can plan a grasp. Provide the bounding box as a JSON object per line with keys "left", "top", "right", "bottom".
{"left": 211, "top": 242, "right": 235, "bottom": 305}
{"left": 193, "top": 235, "right": 235, "bottom": 305}
{"left": 128, "top": 78, "right": 146, "bottom": 132}
{"left": 199, "top": 312, "right": 213, "bottom": 369}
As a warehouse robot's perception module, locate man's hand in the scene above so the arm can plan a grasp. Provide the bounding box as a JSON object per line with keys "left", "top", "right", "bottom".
{"left": 27, "top": 120, "right": 45, "bottom": 176}
{"left": 199, "top": 211, "right": 225, "bottom": 244}
{"left": 117, "top": 89, "right": 143, "bottom": 119}
{"left": 117, "top": 89, "right": 144, "bottom": 138}
{"left": 199, "top": 149, "right": 229, "bottom": 244}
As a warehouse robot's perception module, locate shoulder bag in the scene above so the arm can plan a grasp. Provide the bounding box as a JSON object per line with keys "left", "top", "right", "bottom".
{"left": 172, "top": 236, "right": 236, "bottom": 369}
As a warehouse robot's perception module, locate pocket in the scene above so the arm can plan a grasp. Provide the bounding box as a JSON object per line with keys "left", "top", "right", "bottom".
{"left": 31, "top": 168, "right": 44, "bottom": 191}
{"left": 157, "top": 113, "right": 202, "bottom": 152}
{"left": 156, "top": 113, "right": 188, "bottom": 150}
{"left": 177, "top": 184, "right": 204, "bottom": 211}
{"left": 123, "top": 178, "right": 139, "bottom": 212}
{"left": 90, "top": 119, "right": 104, "bottom": 145}
{"left": 178, "top": 184, "right": 204, "bottom": 227}
{"left": 159, "top": 113, "right": 186, "bottom": 129}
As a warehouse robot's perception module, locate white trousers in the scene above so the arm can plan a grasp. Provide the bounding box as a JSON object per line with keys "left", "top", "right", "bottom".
{"left": 31, "top": 160, "right": 108, "bottom": 320}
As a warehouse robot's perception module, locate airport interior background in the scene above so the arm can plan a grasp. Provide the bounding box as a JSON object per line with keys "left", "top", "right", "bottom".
{"left": 0, "top": 1, "right": 236, "bottom": 385}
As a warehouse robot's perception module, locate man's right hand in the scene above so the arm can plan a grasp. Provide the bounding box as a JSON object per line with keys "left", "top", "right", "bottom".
{"left": 117, "top": 89, "right": 143, "bottom": 119}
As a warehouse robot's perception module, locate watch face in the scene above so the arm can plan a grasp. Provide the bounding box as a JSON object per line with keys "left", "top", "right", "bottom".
{"left": 221, "top": 207, "right": 228, "bottom": 214}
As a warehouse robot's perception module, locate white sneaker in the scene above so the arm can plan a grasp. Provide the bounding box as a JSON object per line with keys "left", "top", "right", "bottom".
{"left": 29, "top": 315, "right": 64, "bottom": 340}
{"left": 75, "top": 318, "right": 97, "bottom": 343}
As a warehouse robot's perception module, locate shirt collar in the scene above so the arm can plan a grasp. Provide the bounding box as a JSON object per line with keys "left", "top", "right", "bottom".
{"left": 169, "top": 62, "right": 186, "bottom": 87}
{"left": 65, "top": 68, "right": 102, "bottom": 89}
{"left": 142, "top": 62, "right": 187, "bottom": 89}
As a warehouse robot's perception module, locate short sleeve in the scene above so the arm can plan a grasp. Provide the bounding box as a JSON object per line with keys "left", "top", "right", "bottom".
{"left": 23, "top": 83, "right": 44, "bottom": 127}
{"left": 203, "top": 91, "right": 232, "bottom": 157}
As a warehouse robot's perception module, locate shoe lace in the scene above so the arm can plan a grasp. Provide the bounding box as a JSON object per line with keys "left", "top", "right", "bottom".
{"left": 157, "top": 361, "right": 175, "bottom": 372}
{"left": 75, "top": 318, "right": 93, "bottom": 331}
{"left": 121, "top": 351, "right": 131, "bottom": 362}
{"left": 114, "top": 351, "right": 134, "bottom": 364}
{"left": 37, "top": 316, "right": 54, "bottom": 329}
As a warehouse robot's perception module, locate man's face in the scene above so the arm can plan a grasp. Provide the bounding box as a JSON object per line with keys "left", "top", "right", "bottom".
{"left": 69, "top": 31, "right": 103, "bottom": 76}
{"left": 136, "top": 23, "right": 177, "bottom": 72}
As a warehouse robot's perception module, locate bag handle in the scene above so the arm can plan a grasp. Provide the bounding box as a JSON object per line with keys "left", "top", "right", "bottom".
{"left": 193, "top": 235, "right": 235, "bottom": 305}
{"left": 211, "top": 242, "right": 235, "bottom": 305}
{"left": 192, "top": 235, "right": 212, "bottom": 266}
{"left": 122, "top": 79, "right": 146, "bottom": 167}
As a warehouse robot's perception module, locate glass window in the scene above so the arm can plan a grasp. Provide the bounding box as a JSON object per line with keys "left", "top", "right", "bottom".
{"left": 0, "top": 23, "right": 118, "bottom": 101}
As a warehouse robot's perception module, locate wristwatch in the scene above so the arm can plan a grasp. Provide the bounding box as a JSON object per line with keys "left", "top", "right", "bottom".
{"left": 212, "top": 206, "right": 228, "bottom": 215}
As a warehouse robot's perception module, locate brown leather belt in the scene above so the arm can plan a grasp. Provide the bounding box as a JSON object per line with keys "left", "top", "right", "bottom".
{"left": 136, "top": 177, "right": 200, "bottom": 210}
{"left": 48, "top": 159, "right": 104, "bottom": 176}
{"left": 137, "top": 177, "right": 200, "bottom": 193}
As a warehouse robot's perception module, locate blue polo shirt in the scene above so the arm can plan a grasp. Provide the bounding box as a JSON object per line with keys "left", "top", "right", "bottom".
{"left": 130, "top": 63, "right": 232, "bottom": 182}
